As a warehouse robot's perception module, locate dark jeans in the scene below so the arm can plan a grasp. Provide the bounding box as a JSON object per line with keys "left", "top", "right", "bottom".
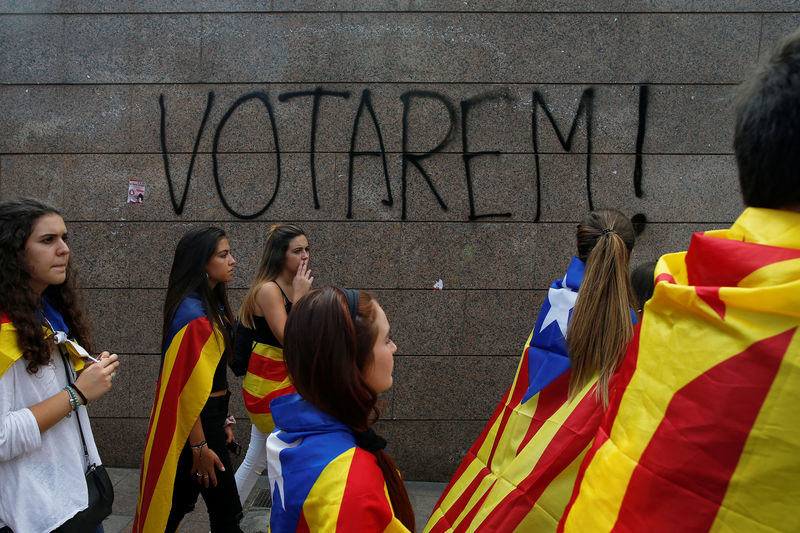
{"left": 165, "top": 392, "right": 243, "bottom": 533}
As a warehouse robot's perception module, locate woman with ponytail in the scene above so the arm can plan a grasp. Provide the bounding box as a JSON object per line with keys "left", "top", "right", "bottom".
{"left": 425, "top": 208, "right": 636, "bottom": 532}
{"left": 267, "top": 287, "right": 414, "bottom": 533}
{"left": 567, "top": 209, "right": 637, "bottom": 406}
{"left": 230, "top": 223, "right": 312, "bottom": 505}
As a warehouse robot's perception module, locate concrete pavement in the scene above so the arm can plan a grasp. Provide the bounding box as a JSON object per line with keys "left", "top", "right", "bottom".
{"left": 102, "top": 467, "right": 446, "bottom": 533}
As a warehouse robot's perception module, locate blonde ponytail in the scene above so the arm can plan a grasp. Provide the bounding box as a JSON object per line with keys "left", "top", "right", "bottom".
{"left": 566, "top": 209, "right": 636, "bottom": 406}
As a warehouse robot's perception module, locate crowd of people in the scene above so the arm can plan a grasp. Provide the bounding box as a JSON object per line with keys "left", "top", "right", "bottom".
{"left": 1, "top": 27, "right": 798, "bottom": 533}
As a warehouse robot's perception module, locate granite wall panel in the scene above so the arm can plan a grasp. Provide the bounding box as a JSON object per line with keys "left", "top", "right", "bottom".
{"left": 2, "top": 1, "right": 799, "bottom": 13}
{"left": 0, "top": 83, "right": 740, "bottom": 156}
{"left": 0, "top": 5, "right": 790, "bottom": 482}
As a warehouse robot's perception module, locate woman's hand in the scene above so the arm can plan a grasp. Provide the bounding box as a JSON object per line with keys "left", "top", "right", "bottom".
{"left": 191, "top": 446, "right": 224, "bottom": 488}
{"left": 292, "top": 259, "right": 314, "bottom": 300}
{"left": 74, "top": 352, "right": 119, "bottom": 403}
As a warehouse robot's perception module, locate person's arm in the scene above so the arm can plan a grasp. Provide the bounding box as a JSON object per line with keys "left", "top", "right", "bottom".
{"left": 29, "top": 352, "right": 119, "bottom": 433}
{"left": 230, "top": 322, "right": 253, "bottom": 376}
{"left": 0, "top": 352, "right": 119, "bottom": 461}
{"left": 188, "top": 413, "right": 224, "bottom": 488}
{"left": 256, "top": 283, "right": 291, "bottom": 345}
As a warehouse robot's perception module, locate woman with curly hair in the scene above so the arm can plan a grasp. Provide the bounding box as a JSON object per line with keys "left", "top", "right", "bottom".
{"left": 267, "top": 287, "right": 414, "bottom": 532}
{"left": 0, "top": 198, "right": 119, "bottom": 533}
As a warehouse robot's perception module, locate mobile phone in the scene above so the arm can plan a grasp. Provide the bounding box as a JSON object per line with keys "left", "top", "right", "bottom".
{"left": 227, "top": 439, "right": 242, "bottom": 456}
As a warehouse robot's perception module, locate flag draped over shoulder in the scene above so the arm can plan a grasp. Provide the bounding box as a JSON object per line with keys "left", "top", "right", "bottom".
{"left": 559, "top": 207, "right": 800, "bottom": 533}
{"left": 0, "top": 315, "right": 22, "bottom": 378}
{"left": 1, "top": 302, "right": 85, "bottom": 378}
{"left": 426, "top": 257, "right": 611, "bottom": 533}
{"left": 133, "top": 294, "right": 224, "bottom": 533}
{"left": 268, "top": 393, "right": 410, "bottom": 533}
{"left": 242, "top": 340, "right": 294, "bottom": 434}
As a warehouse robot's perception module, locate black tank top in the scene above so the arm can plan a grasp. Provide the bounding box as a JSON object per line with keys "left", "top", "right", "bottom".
{"left": 230, "top": 281, "right": 292, "bottom": 376}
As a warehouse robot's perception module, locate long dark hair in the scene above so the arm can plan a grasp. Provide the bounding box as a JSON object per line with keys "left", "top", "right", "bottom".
{"left": 283, "top": 287, "right": 415, "bottom": 531}
{"left": 0, "top": 198, "right": 92, "bottom": 373}
{"left": 238, "top": 223, "right": 305, "bottom": 328}
{"left": 567, "top": 209, "right": 636, "bottom": 406}
{"left": 161, "top": 227, "right": 234, "bottom": 361}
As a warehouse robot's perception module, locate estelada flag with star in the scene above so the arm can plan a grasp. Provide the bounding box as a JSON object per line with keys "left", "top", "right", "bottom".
{"left": 426, "top": 257, "right": 618, "bottom": 532}
{"left": 133, "top": 293, "right": 225, "bottom": 533}
{"left": 559, "top": 207, "right": 800, "bottom": 533}
{"left": 267, "top": 393, "right": 410, "bottom": 532}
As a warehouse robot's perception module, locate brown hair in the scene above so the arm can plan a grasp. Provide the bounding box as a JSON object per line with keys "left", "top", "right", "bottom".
{"left": 567, "top": 209, "right": 636, "bottom": 406}
{"left": 238, "top": 223, "right": 306, "bottom": 328}
{"left": 0, "top": 198, "right": 93, "bottom": 373}
{"left": 283, "top": 287, "right": 415, "bottom": 531}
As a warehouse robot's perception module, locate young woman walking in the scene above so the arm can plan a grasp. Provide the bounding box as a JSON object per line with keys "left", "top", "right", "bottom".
{"left": 230, "top": 223, "right": 313, "bottom": 504}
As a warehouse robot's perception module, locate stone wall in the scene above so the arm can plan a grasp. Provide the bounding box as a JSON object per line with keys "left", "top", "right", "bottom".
{"left": 1, "top": 2, "right": 797, "bottom": 481}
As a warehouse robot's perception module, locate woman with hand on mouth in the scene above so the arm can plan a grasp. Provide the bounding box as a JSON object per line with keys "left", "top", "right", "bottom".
{"left": 0, "top": 198, "right": 120, "bottom": 533}
{"left": 134, "top": 227, "right": 244, "bottom": 533}
{"left": 230, "top": 223, "right": 313, "bottom": 505}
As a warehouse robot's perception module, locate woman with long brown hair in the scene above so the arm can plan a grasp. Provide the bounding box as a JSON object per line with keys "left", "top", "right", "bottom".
{"left": 134, "top": 227, "right": 243, "bottom": 533}
{"left": 267, "top": 287, "right": 414, "bottom": 532}
{"left": 425, "top": 208, "right": 636, "bottom": 532}
{"left": 230, "top": 223, "right": 312, "bottom": 505}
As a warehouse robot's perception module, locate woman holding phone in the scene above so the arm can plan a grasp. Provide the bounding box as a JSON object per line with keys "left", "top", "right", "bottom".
{"left": 134, "top": 227, "right": 243, "bottom": 533}
{"left": 0, "top": 198, "right": 119, "bottom": 533}
{"left": 231, "top": 223, "right": 312, "bottom": 504}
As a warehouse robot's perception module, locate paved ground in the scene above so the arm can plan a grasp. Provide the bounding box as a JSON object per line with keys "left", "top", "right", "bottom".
{"left": 103, "top": 467, "right": 446, "bottom": 533}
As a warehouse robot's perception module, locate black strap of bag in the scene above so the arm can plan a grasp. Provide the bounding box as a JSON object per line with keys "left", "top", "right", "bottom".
{"left": 54, "top": 348, "right": 114, "bottom": 533}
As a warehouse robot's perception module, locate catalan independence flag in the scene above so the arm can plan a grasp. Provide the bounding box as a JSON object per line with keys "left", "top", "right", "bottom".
{"left": 1, "top": 301, "right": 85, "bottom": 378}
{"left": 242, "top": 340, "right": 294, "bottom": 434}
{"left": 0, "top": 314, "right": 22, "bottom": 377}
{"left": 134, "top": 293, "right": 225, "bottom": 533}
{"left": 426, "top": 257, "right": 615, "bottom": 533}
{"left": 267, "top": 393, "right": 411, "bottom": 533}
{"left": 559, "top": 207, "right": 800, "bottom": 533}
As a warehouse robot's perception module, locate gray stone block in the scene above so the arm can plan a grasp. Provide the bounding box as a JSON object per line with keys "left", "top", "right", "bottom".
{"left": 200, "top": 13, "right": 759, "bottom": 84}
{"left": 392, "top": 355, "right": 519, "bottom": 419}
{"left": 0, "top": 15, "right": 65, "bottom": 83}
{"left": 375, "top": 419, "right": 487, "bottom": 481}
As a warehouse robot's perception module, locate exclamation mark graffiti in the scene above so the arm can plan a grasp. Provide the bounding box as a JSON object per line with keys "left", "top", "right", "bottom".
{"left": 631, "top": 84, "right": 649, "bottom": 235}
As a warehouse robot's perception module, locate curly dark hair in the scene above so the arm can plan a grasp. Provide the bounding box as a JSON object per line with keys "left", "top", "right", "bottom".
{"left": 0, "top": 198, "right": 92, "bottom": 373}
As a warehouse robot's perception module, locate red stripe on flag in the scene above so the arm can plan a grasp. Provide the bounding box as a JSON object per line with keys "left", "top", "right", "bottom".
{"left": 695, "top": 286, "right": 726, "bottom": 319}
{"left": 686, "top": 233, "right": 800, "bottom": 288}
{"left": 243, "top": 384, "right": 296, "bottom": 414}
{"left": 247, "top": 351, "right": 289, "bottom": 381}
{"left": 486, "top": 347, "right": 532, "bottom": 468}
{"left": 297, "top": 509, "right": 310, "bottom": 533}
{"left": 655, "top": 272, "right": 675, "bottom": 285}
{"left": 477, "top": 388, "right": 603, "bottom": 532}
{"left": 428, "top": 347, "right": 532, "bottom": 530}
{"left": 336, "top": 449, "right": 392, "bottom": 532}
{"left": 135, "top": 319, "right": 213, "bottom": 530}
{"left": 455, "top": 479, "right": 496, "bottom": 533}
{"left": 556, "top": 325, "right": 642, "bottom": 532}
{"left": 610, "top": 328, "right": 794, "bottom": 532}
{"left": 515, "top": 370, "right": 571, "bottom": 455}
{"left": 428, "top": 465, "right": 492, "bottom": 533}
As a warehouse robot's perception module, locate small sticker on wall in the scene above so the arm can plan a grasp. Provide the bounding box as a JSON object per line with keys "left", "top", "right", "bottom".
{"left": 127, "top": 180, "right": 145, "bottom": 204}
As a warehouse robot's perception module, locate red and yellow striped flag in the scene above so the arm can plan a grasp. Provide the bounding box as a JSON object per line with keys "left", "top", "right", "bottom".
{"left": 0, "top": 315, "right": 22, "bottom": 377}
{"left": 242, "top": 342, "right": 294, "bottom": 433}
{"left": 559, "top": 207, "right": 800, "bottom": 533}
{"left": 425, "top": 257, "right": 610, "bottom": 532}
{"left": 133, "top": 295, "right": 225, "bottom": 533}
